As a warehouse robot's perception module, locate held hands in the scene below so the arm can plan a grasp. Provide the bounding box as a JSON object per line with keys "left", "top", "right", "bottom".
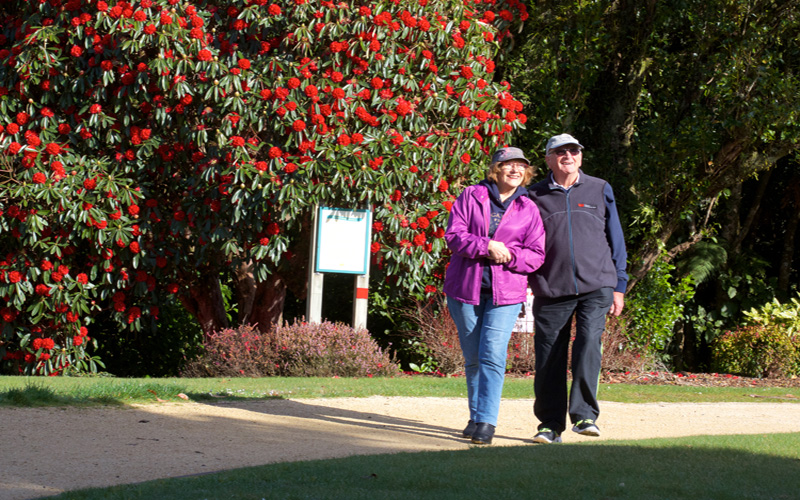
{"left": 487, "top": 240, "right": 512, "bottom": 264}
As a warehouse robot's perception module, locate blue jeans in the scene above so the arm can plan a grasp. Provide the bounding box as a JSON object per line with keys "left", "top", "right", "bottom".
{"left": 448, "top": 295, "right": 521, "bottom": 427}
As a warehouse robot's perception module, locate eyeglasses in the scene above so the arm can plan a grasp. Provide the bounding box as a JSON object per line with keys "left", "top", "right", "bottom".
{"left": 551, "top": 148, "right": 582, "bottom": 157}
{"left": 500, "top": 162, "right": 529, "bottom": 171}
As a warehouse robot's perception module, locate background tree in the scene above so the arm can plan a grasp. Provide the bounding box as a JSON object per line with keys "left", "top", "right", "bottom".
{"left": 0, "top": 0, "right": 530, "bottom": 374}
{"left": 503, "top": 0, "right": 800, "bottom": 369}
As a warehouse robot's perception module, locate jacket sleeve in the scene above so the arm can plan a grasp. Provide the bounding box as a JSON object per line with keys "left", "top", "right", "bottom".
{"left": 506, "top": 202, "right": 546, "bottom": 274}
{"left": 444, "top": 188, "right": 490, "bottom": 259}
{"left": 604, "top": 182, "right": 629, "bottom": 294}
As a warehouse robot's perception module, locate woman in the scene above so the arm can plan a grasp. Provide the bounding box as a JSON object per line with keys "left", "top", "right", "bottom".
{"left": 443, "top": 146, "right": 546, "bottom": 445}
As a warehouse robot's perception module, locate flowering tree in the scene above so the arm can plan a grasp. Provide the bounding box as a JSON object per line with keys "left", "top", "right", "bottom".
{"left": 0, "top": 0, "right": 528, "bottom": 374}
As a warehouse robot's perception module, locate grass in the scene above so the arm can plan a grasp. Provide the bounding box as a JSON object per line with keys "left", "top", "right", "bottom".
{"left": 47, "top": 433, "right": 800, "bottom": 500}
{"left": 1, "top": 375, "right": 799, "bottom": 406}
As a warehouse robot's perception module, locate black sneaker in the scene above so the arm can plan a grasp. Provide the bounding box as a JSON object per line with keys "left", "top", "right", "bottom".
{"left": 533, "top": 428, "right": 562, "bottom": 444}
{"left": 462, "top": 420, "right": 477, "bottom": 439}
{"left": 572, "top": 419, "right": 600, "bottom": 436}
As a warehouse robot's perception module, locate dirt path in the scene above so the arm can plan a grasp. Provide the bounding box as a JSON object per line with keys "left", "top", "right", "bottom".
{"left": 2, "top": 397, "right": 800, "bottom": 500}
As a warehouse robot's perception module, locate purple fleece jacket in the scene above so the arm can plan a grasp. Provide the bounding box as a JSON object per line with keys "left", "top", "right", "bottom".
{"left": 443, "top": 183, "right": 546, "bottom": 305}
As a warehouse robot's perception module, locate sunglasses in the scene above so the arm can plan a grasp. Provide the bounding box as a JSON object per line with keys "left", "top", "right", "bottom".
{"left": 551, "top": 148, "right": 582, "bottom": 157}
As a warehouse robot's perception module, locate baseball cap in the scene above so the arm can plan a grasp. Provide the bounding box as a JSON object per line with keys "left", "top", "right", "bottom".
{"left": 545, "top": 134, "right": 584, "bottom": 154}
{"left": 491, "top": 147, "right": 529, "bottom": 165}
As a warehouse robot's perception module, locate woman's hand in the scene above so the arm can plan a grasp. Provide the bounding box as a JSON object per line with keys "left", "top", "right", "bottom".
{"left": 487, "top": 240, "right": 512, "bottom": 264}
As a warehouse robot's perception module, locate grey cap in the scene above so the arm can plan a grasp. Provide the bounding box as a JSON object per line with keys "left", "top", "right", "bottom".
{"left": 491, "top": 147, "right": 529, "bottom": 165}
{"left": 545, "top": 133, "right": 584, "bottom": 154}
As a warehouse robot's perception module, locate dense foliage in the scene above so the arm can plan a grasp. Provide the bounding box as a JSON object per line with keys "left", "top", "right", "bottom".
{"left": 0, "top": 0, "right": 529, "bottom": 374}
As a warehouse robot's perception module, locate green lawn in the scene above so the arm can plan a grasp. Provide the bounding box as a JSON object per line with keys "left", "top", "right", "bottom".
{"left": 1, "top": 375, "right": 798, "bottom": 406}
{"left": 47, "top": 433, "right": 800, "bottom": 500}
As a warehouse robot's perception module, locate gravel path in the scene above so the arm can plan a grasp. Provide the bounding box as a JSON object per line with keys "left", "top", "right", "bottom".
{"left": 2, "top": 397, "right": 800, "bottom": 500}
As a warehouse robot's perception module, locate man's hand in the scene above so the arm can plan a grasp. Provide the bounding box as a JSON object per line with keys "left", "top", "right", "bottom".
{"left": 609, "top": 291, "right": 625, "bottom": 316}
{"left": 487, "top": 240, "right": 512, "bottom": 264}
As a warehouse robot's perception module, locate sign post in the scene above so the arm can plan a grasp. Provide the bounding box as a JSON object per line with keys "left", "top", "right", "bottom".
{"left": 306, "top": 206, "right": 372, "bottom": 329}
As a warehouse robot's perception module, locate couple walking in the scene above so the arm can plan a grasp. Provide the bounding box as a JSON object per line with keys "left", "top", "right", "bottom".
{"left": 443, "top": 134, "right": 628, "bottom": 445}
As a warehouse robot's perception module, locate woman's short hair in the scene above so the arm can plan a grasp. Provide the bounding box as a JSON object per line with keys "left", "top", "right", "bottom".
{"left": 487, "top": 161, "right": 535, "bottom": 185}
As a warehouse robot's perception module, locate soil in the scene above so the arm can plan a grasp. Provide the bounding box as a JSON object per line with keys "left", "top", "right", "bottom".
{"left": 2, "top": 377, "right": 800, "bottom": 500}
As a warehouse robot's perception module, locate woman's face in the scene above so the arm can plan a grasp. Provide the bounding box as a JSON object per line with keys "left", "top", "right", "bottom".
{"left": 496, "top": 160, "right": 529, "bottom": 192}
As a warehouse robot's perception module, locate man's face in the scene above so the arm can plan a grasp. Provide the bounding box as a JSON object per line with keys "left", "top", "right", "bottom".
{"left": 546, "top": 144, "right": 583, "bottom": 178}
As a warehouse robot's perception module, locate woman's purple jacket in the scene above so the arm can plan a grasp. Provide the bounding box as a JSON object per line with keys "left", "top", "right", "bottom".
{"left": 443, "top": 184, "right": 546, "bottom": 306}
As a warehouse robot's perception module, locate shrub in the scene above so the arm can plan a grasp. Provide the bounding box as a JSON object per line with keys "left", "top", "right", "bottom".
{"left": 711, "top": 325, "right": 800, "bottom": 378}
{"left": 181, "top": 324, "right": 279, "bottom": 378}
{"left": 401, "top": 296, "right": 463, "bottom": 374}
{"left": 507, "top": 330, "right": 536, "bottom": 374}
{"left": 182, "top": 321, "right": 398, "bottom": 378}
{"left": 602, "top": 316, "right": 660, "bottom": 373}
{"left": 273, "top": 321, "right": 398, "bottom": 377}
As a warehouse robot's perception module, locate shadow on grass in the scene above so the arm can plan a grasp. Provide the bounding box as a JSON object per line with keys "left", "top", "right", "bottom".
{"left": 0, "top": 384, "right": 119, "bottom": 407}
{"left": 50, "top": 433, "right": 800, "bottom": 499}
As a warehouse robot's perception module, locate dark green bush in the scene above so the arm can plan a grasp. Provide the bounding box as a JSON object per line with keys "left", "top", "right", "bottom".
{"left": 711, "top": 325, "right": 800, "bottom": 378}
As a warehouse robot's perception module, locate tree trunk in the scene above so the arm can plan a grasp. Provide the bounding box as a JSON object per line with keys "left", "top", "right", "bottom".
{"left": 249, "top": 273, "right": 287, "bottom": 332}
{"left": 179, "top": 270, "right": 229, "bottom": 339}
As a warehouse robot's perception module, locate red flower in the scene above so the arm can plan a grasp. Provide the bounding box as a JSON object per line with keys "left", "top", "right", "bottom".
{"left": 83, "top": 177, "right": 97, "bottom": 190}
{"left": 76, "top": 273, "right": 88, "bottom": 284}
{"left": 32, "top": 172, "right": 47, "bottom": 184}
{"left": 89, "top": 104, "right": 102, "bottom": 114}
{"left": 129, "top": 241, "right": 140, "bottom": 253}
{"left": 35, "top": 283, "right": 51, "bottom": 296}
{"left": 197, "top": 49, "right": 212, "bottom": 61}
{"left": 460, "top": 65, "right": 474, "bottom": 79}
{"left": 425, "top": 285, "right": 437, "bottom": 294}
{"left": 292, "top": 120, "right": 306, "bottom": 132}
{"left": 260, "top": 237, "right": 270, "bottom": 246}
{"left": 283, "top": 162, "right": 297, "bottom": 173}
{"left": 45, "top": 143, "right": 61, "bottom": 155}
{"left": 127, "top": 306, "right": 141, "bottom": 323}
{"left": 266, "top": 222, "right": 281, "bottom": 235}
{"left": 238, "top": 58, "right": 251, "bottom": 69}
{"left": 371, "top": 242, "right": 381, "bottom": 253}
{"left": 337, "top": 134, "right": 351, "bottom": 146}
{"left": 230, "top": 136, "right": 245, "bottom": 147}
{"left": 460, "top": 153, "right": 471, "bottom": 164}
{"left": 267, "top": 4, "right": 281, "bottom": 15}
{"left": 70, "top": 45, "right": 84, "bottom": 57}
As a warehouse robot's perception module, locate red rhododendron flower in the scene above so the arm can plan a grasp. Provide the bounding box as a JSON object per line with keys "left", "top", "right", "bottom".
{"left": 292, "top": 120, "right": 306, "bottom": 132}
{"left": 438, "top": 179, "right": 450, "bottom": 192}
{"left": 89, "top": 104, "right": 102, "bottom": 114}
{"left": 45, "top": 143, "right": 61, "bottom": 155}
{"left": 76, "top": 273, "right": 89, "bottom": 284}
{"left": 32, "top": 172, "right": 47, "bottom": 184}
{"left": 83, "top": 177, "right": 97, "bottom": 189}
{"left": 197, "top": 49, "right": 212, "bottom": 61}
{"left": 238, "top": 58, "right": 251, "bottom": 69}
{"left": 129, "top": 241, "right": 140, "bottom": 253}
{"left": 266, "top": 222, "right": 281, "bottom": 235}
{"left": 230, "top": 136, "right": 245, "bottom": 147}
{"left": 371, "top": 242, "right": 381, "bottom": 253}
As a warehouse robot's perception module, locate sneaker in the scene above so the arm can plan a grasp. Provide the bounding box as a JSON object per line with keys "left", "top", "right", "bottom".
{"left": 572, "top": 419, "right": 600, "bottom": 436}
{"left": 533, "top": 428, "right": 562, "bottom": 444}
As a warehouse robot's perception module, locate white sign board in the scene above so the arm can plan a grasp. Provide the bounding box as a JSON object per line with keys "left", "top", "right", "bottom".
{"left": 513, "top": 288, "right": 535, "bottom": 333}
{"left": 315, "top": 207, "right": 372, "bottom": 274}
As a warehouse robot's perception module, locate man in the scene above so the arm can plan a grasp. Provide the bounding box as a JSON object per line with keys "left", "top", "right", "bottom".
{"left": 527, "top": 133, "right": 628, "bottom": 444}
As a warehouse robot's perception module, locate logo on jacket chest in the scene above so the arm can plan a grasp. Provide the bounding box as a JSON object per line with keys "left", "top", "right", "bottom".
{"left": 577, "top": 203, "right": 597, "bottom": 209}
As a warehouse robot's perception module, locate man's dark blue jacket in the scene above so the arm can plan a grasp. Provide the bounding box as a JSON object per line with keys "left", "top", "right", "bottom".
{"left": 527, "top": 170, "right": 628, "bottom": 298}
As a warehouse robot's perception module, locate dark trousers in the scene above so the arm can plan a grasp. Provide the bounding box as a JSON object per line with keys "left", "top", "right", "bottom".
{"left": 533, "top": 287, "right": 613, "bottom": 434}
